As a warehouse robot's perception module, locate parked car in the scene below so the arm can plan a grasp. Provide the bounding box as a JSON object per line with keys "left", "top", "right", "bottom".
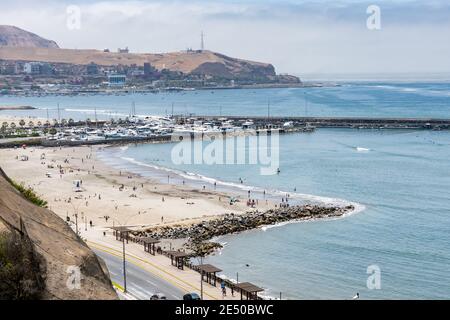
{"left": 183, "top": 293, "right": 201, "bottom": 300}
{"left": 150, "top": 293, "right": 167, "bottom": 300}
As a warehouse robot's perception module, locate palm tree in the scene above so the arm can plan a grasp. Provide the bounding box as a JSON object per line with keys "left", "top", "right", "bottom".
{"left": 68, "top": 118, "right": 75, "bottom": 126}
{"left": 10, "top": 122, "right": 16, "bottom": 131}
{"left": 19, "top": 119, "right": 25, "bottom": 128}
{"left": 37, "top": 121, "right": 42, "bottom": 127}
{"left": 28, "top": 121, "right": 34, "bottom": 128}
{"left": 1, "top": 122, "right": 8, "bottom": 130}
{"left": 61, "top": 119, "right": 68, "bottom": 127}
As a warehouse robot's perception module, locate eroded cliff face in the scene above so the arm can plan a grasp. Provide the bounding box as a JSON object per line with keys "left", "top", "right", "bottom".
{"left": 0, "top": 168, "right": 117, "bottom": 300}
{"left": 0, "top": 25, "right": 59, "bottom": 48}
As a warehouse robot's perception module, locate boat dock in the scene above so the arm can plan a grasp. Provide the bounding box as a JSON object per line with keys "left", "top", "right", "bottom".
{"left": 195, "top": 116, "right": 450, "bottom": 130}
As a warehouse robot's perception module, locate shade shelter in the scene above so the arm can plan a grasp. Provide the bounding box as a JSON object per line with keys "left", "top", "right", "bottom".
{"left": 111, "top": 226, "right": 131, "bottom": 243}
{"left": 140, "top": 237, "right": 160, "bottom": 255}
{"left": 234, "top": 282, "right": 264, "bottom": 300}
{"left": 197, "top": 264, "right": 222, "bottom": 287}
{"left": 166, "top": 250, "right": 189, "bottom": 270}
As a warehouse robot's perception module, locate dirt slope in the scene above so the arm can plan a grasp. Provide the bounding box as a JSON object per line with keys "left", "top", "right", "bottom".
{"left": 0, "top": 25, "right": 59, "bottom": 48}
{"left": 0, "top": 168, "right": 117, "bottom": 300}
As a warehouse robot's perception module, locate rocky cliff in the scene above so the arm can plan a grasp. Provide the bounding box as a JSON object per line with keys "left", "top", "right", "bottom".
{"left": 0, "top": 168, "right": 117, "bottom": 300}
{"left": 0, "top": 25, "right": 59, "bottom": 48}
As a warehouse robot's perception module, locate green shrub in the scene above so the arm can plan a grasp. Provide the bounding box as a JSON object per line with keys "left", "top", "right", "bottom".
{"left": 0, "top": 231, "right": 44, "bottom": 300}
{"left": 11, "top": 181, "right": 48, "bottom": 208}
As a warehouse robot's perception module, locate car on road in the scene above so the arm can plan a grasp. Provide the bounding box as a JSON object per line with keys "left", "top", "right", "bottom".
{"left": 150, "top": 293, "right": 167, "bottom": 300}
{"left": 183, "top": 293, "right": 201, "bottom": 300}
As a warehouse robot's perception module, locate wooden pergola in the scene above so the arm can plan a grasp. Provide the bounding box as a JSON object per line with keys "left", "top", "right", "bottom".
{"left": 166, "top": 251, "right": 189, "bottom": 270}
{"left": 111, "top": 226, "right": 131, "bottom": 243}
{"left": 197, "top": 264, "right": 222, "bottom": 287}
{"left": 140, "top": 237, "right": 160, "bottom": 255}
{"left": 234, "top": 282, "right": 264, "bottom": 300}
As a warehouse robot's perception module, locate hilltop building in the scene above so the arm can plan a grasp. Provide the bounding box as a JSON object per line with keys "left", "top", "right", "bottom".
{"left": 117, "top": 47, "right": 129, "bottom": 54}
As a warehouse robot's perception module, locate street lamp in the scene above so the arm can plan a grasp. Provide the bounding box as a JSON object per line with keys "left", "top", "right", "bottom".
{"left": 109, "top": 209, "right": 143, "bottom": 294}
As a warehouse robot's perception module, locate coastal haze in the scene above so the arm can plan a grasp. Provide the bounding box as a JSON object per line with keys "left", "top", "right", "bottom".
{"left": 0, "top": 0, "right": 449, "bottom": 302}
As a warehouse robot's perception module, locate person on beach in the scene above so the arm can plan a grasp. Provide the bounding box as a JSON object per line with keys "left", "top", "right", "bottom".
{"left": 221, "top": 281, "right": 226, "bottom": 297}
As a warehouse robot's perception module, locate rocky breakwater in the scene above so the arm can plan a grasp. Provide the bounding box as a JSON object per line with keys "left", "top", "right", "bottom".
{"left": 136, "top": 204, "right": 354, "bottom": 257}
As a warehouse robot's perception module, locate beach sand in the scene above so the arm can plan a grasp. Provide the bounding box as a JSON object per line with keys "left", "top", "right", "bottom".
{"left": 0, "top": 143, "right": 276, "bottom": 299}
{"left": 0, "top": 144, "right": 273, "bottom": 229}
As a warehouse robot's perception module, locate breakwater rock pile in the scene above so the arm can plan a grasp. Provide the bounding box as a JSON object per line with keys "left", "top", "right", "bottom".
{"left": 136, "top": 204, "right": 354, "bottom": 256}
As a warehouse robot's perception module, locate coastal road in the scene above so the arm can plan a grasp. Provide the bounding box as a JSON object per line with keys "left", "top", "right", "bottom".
{"left": 94, "top": 249, "right": 185, "bottom": 300}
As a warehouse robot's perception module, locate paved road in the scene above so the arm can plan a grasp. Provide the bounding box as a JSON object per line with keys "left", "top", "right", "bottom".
{"left": 94, "top": 249, "right": 185, "bottom": 300}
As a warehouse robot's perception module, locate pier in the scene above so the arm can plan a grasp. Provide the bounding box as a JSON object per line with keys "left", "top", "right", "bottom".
{"left": 195, "top": 116, "right": 450, "bottom": 130}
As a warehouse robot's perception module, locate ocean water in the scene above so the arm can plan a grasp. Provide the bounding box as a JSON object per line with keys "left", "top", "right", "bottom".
{"left": 99, "top": 128, "right": 450, "bottom": 300}
{"left": 1, "top": 82, "right": 450, "bottom": 120}
{"left": 3, "top": 82, "right": 450, "bottom": 299}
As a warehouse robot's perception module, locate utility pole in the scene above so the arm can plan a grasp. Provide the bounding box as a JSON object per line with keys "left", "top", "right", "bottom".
{"left": 267, "top": 99, "right": 271, "bottom": 120}
{"left": 122, "top": 237, "right": 127, "bottom": 292}
{"left": 75, "top": 213, "right": 78, "bottom": 235}
{"left": 171, "top": 103, "right": 174, "bottom": 118}
{"left": 201, "top": 31, "right": 205, "bottom": 51}
{"left": 200, "top": 256, "right": 204, "bottom": 300}
{"left": 57, "top": 103, "right": 61, "bottom": 128}
{"left": 304, "top": 91, "right": 308, "bottom": 117}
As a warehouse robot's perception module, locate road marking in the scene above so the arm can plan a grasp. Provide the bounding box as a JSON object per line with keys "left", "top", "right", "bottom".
{"left": 91, "top": 242, "right": 191, "bottom": 293}
{"left": 88, "top": 240, "right": 218, "bottom": 300}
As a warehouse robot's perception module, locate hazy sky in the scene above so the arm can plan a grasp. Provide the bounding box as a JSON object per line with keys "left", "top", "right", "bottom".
{"left": 2, "top": 0, "right": 450, "bottom": 76}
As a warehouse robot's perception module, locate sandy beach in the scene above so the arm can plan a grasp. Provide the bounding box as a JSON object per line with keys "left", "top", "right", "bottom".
{"left": 0, "top": 143, "right": 278, "bottom": 300}
{"left": 0, "top": 144, "right": 274, "bottom": 231}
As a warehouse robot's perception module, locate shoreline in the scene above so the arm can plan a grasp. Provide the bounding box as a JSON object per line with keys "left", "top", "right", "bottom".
{"left": 134, "top": 204, "right": 355, "bottom": 257}
{"left": 0, "top": 140, "right": 361, "bottom": 299}
{"left": 0, "top": 140, "right": 362, "bottom": 239}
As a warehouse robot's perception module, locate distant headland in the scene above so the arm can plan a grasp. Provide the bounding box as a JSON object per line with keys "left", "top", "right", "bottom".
{"left": 0, "top": 25, "right": 302, "bottom": 94}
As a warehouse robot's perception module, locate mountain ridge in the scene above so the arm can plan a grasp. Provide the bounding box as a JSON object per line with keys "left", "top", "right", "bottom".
{"left": 0, "top": 25, "right": 59, "bottom": 48}
{"left": 0, "top": 25, "right": 298, "bottom": 82}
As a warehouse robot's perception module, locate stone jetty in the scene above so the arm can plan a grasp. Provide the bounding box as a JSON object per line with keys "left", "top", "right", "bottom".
{"left": 136, "top": 204, "right": 355, "bottom": 257}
